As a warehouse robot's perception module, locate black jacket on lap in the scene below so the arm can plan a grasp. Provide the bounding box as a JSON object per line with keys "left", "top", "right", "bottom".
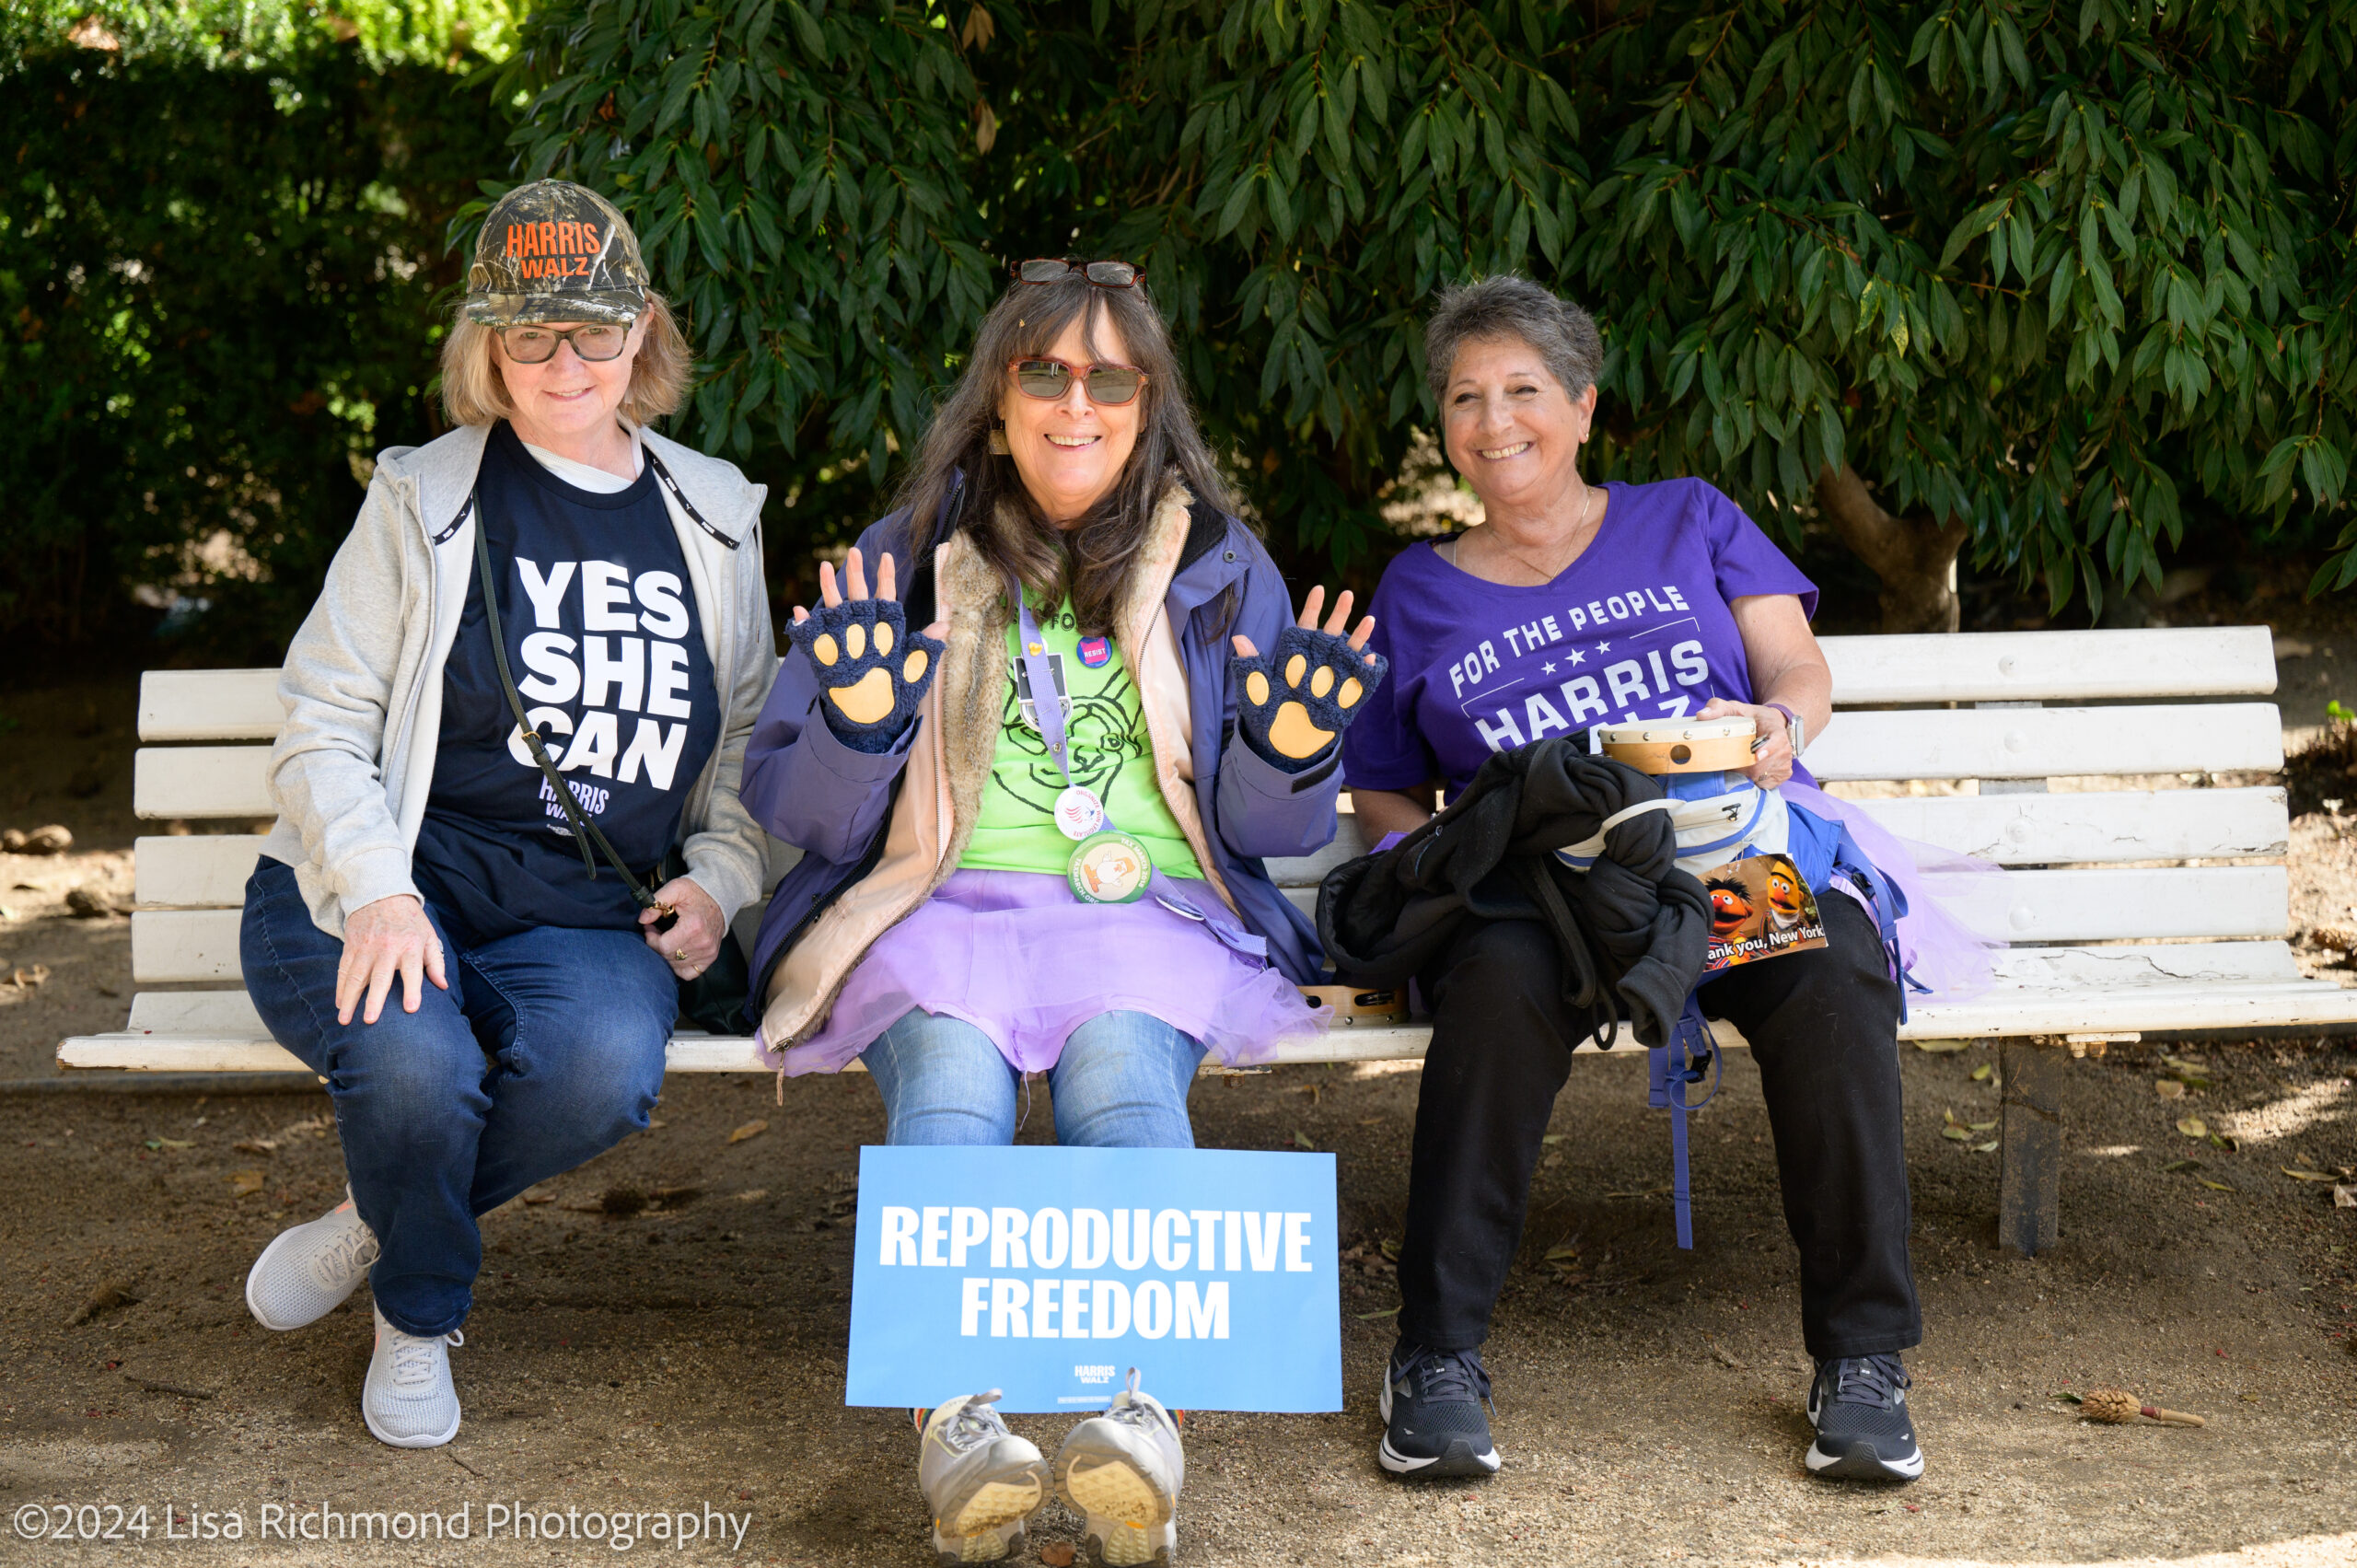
{"left": 1317, "top": 739, "right": 1711, "bottom": 1049}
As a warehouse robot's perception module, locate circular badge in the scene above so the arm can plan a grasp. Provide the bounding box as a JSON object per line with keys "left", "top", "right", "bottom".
{"left": 1067, "top": 830, "right": 1152, "bottom": 904}
{"left": 1052, "top": 785, "right": 1107, "bottom": 842}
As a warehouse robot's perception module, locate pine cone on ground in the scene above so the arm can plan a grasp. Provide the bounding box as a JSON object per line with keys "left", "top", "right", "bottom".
{"left": 2081, "top": 1387, "right": 2141, "bottom": 1423}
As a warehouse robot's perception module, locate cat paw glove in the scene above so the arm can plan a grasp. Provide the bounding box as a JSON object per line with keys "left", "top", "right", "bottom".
{"left": 787, "top": 598, "right": 944, "bottom": 754}
{"left": 1230, "top": 626, "right": 1388, "bottom": 772}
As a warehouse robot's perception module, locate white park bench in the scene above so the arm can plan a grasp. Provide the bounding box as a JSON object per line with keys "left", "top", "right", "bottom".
{"left": 60, "top": 626, "right": 2354, "bottom": 1254}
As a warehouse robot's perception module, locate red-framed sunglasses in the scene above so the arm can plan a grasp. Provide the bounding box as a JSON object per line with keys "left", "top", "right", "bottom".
{"left": 1006, "top": 356, "right": 1149, "bottom": 406}
{"left": 1013, "top": 258, "right": 1140, "bottom": 288}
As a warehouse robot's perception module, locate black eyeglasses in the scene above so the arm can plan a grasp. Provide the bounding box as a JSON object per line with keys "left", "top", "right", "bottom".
{"left": 1014, "top": 258, "right": 1139, "bottom": 289}
{"left": 498, "top": 323, "right": 630, "bottom": 364}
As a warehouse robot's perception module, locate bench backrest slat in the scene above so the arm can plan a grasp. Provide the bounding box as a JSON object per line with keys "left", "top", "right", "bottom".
{"left": 135, "top": 629, "right": 2282, "bottom": 744}
{"left": 1817, "top": 626, "right": 2275, "bottom": 704}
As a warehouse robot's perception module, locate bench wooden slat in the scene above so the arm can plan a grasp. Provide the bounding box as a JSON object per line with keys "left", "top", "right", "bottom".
{"left": 1279, "top": 863, "right": 2290, "bottom": 942}
{"left": 1803, "top": 703, "right": 2283, "bottom": 781}
{"left": 134, "top": 746, "right": 274, "bottom": 820}
{"left": 1840, "top": 787, "right": 2286, "bottom": 865}
{"left": 135, "top": 834, "right": 270, "bottom": 908}
{"left": 132, "top": 909, "right": 246, "bottom": 983}
{"left": 139, "top": 668, "right": 284, "bottom": 742}
{"left": 1271, "top": 788, "right": 2291, "bottom": 887}
{"left": 103, "top": 938, "right": 2316, "bottom": 1063}
{"left": 134, "top": 632, "right": 2280, "bottom": 746}
{"left": 61, "top": 969, "right": 2357, "bottom": 1074}
{"left": 1817, "top": 627, "right": 2274, "bottom": 705}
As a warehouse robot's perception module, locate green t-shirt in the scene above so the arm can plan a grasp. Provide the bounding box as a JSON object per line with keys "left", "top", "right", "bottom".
{"left": 960, "top": 598, "right": 1204, "bottom": 879}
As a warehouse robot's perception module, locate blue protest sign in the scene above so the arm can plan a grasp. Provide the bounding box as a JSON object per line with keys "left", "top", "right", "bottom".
{"left": 845, "top": 1145, "right": 1341, "bottom": 1413}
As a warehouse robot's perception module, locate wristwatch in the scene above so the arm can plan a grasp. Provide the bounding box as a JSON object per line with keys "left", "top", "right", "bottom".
{"left": 1764, "top": 701, "right": 1806, "bottom": 757}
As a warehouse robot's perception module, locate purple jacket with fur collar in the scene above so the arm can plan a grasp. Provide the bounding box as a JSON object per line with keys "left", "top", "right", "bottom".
{"left": 739, "top": 494, "right": 1340, "bottom": 1040}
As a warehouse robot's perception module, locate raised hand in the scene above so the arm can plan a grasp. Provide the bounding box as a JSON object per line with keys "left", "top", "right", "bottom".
{"left": 787, "top": 548, "right": 946, "bottom": 754}
{"left": 1228, "top": 586, "right": 1387, "bottom": 770}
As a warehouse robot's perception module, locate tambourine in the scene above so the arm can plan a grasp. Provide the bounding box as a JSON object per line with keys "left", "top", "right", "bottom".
{"left": 1299, "top": 984, "right": 1411, "bottom": 1027}
{"left": 1595, "top": 715, "right": 1757, "bottom": 774}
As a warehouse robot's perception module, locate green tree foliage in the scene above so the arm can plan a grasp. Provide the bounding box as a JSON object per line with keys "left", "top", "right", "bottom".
{"left": 496, "top": 0, "right": 1000, "bottom": 522}
{"left": 0, "top": 4, "right": 510, "bottom": 651}
{"left": 986, "top": 0, "right": 2357, "bottom": 624}
{"left": 509, "top": 0, "right": 2355, "bottom": 627}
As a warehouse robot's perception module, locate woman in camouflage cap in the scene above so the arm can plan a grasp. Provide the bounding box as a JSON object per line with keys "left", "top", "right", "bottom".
{"left": 234, "top": 180, "right": 776, "bottom": 1449}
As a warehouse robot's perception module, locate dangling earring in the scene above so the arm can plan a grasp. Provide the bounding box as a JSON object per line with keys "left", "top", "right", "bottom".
{"left": 987, "top": 423, "right": 1010, "bottom": 456}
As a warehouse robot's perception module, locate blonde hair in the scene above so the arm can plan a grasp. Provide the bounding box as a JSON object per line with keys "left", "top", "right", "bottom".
{"left": 438, "top": 292, "right": 693, "bottom": 429}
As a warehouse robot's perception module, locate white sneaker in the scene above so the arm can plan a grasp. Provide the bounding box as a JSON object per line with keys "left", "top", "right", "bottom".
{"left": 1054, "top": 1369, "right": 1184, "bottom": 1567}
{"left": 245, "top": 1188, "right": 380, "bottom": 1330}
{"left": 918, "top": 1390, "right": 1048, "bottom": 1564}
{"left": 363, "top": 1304, "right": 463, "bottom": 1448}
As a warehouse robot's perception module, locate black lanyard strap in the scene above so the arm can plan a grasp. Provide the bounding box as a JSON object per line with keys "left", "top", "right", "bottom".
{"left": 469, "top": 491, "right": 669, "bottom": 919}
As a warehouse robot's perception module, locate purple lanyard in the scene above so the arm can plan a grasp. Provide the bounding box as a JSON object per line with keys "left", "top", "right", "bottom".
{"left": 1009, "top": 583, "right": 1268, "bottom": 961}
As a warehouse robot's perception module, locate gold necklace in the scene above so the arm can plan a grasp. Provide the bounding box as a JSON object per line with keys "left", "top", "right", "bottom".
{"left": 1477, "top": 481, "right": 1603, "bottom": 585}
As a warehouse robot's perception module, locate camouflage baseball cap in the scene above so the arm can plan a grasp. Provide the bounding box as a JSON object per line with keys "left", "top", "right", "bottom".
{"left": 463, "top": 180, "right": 651, "bottom": 327}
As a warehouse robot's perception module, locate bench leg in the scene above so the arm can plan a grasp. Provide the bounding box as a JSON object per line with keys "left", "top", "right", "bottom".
{"left": 1998, "top": 1039, "right": 2064, "bottom": 1256}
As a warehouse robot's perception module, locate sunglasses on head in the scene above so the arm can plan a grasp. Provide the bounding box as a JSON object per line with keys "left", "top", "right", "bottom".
{"left": 1014, "top": 258, "right": 1140, "bottom": 289}
{"left": 1007, "top": 356, "right": 1148, "bottom": 407}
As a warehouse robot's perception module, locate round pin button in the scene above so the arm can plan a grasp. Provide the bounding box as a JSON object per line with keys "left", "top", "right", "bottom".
{"left": 1067, "top": 830, "right": 1152, "bottom": 904}
{"left": 1052, "top": 785, "right": 1107, "bottom": 842}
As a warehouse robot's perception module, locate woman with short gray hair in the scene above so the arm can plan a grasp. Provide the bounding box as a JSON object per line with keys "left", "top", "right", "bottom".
{"left": 1342, "top": 273, "right": 1930, "bottom": 1487}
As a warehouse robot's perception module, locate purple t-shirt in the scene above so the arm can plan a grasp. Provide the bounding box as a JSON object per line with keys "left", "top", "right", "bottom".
{"left": 1343, "top": 477, "right": 1817, "bottom": 796}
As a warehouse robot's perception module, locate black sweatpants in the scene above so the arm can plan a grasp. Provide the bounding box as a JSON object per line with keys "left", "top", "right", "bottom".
{"left": 1395, "top": 889, "right": 1922, "bottom": 1361}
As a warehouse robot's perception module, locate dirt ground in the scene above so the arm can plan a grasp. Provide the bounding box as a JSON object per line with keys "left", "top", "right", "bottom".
{"left": 1, "top": 676, "right": 2352, "bottom": 1568}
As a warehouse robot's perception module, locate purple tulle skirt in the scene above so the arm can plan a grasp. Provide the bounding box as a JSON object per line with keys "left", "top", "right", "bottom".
{"left": 1784, "top": 782, "right": 2007, "bottom": 1001}
{"left": 762, "top": 869, "right": 1329, "bottom": 1076}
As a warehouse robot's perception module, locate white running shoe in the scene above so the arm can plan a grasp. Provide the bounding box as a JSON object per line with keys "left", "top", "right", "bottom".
{"left": 363, "top": 1304, "right": 463, "bottom": 1448}
{"left": 244, "top": 1188, "right": 380, "bottom": 1331}
{"left": 918, "top": 1390, "right": 1049, "bottom": 1565}
{"left": 1054, "top": 1369, "right": 1184, "bottom": 1567}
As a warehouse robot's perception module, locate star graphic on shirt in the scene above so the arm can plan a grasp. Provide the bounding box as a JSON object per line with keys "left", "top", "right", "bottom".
{"left": 1595, "top": 641, "right": 1612, "bottom": 654}
{"left": 1566, "top": 648, "right": 1585, "bottom": 666}
{"left": 1542, "top": 662, "right": 1557, "bottom": 675}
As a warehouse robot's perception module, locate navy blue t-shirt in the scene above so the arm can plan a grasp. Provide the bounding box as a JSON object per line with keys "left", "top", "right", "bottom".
{"left": 412, "top": 422, "right": 720, "bottom": 945}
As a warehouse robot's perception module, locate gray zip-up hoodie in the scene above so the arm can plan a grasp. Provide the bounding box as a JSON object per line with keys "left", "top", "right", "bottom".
{"left": 261, "top": 421, "right": 776, "bottom": 938}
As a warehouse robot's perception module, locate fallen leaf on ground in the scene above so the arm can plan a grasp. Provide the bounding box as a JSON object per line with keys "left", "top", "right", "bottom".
{"left": 2177, "top": 1116, "right": 2209, "bottom": 1138}
{"left": 1543, "top": 1246, "right": 1580, "bottom": 1261}
{"left": 67, "top": 1280, "right": 141, "bottom": 1326}
{"left": 1541, "top": 1133, "right": 1568, "bottom": 1144}
{"left": 1970, "top": 1063, "right": 1993, "bottom": 1082}
{"left": 1942, "top": 1124, "right": 1972, "bottom": 1142}
{"left": 726, "top": 1120, "right": 769, "bottom": 1144}
{"left": 1972, "top": 1140, "right": 1999, "bottom": 1153}
{"left": 2283, "top": 1167, "right": 2340, "bottom": 1182}
{"left": 2155, "top": 1078, "right": 2187, "bottom": 1099}
{"left": 1378, "top": 1238, "right": 1399, "bottom": 1260}
{"left": 2198, "top": 1179, "right": 2236, "bottom": 1192}
{"left": 1354, "top": 1306, "right": 1400, "bottom": 1319}
{"left": 228, "top": 1170, "right": 265, "bottom": 1196}
{"left": 1912, "top": 1039, "right": 1971, "bottom": 1052}
{"left": 2209, "top": 1132, "right": 2239, "bottom": 1151}
{"left": 1968, "top": 1119, "right": 1997, "bottom": 1132}
{"left": 2164, "top": 1159, "right": 2204, "bottom": 1173}
{"left": 2163, "top": 1054, "right": 2208, "bottom": 1072}
{"left": 153, "top": 1137, "right": 193, "bottom": 1151}
{"left": 2334, "top": 1185, "right": 2355, "bottom": 1208}
{"left": 734, "top": 1189, "right": 770, "bottom": 1202}
{"left": 1292, "top": 1132, "right": 1316, "bottom": 1151}
{"left": 521, "top": 1190, "right": 557, "bottom": 1205}
{"left": 1710, "top": 1342, "right": 1745, "bottom": 1369}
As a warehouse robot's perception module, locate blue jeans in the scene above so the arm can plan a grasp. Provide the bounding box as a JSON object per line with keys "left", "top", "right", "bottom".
{"left": 862, "top": 1009, "right": 1205, "bottom": 1147}
{"left": 239, "top": 857, "right": 675, "bottom": 1337}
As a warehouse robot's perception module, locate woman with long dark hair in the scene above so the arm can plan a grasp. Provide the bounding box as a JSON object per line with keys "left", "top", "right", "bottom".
{"left": 738, "top": 261, "right": 1384, "bottom": 1568}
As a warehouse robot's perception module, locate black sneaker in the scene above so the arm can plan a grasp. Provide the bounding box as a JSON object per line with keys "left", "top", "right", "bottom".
{"left": 1377, "top": 1344, "right": 1501, "bottom": 1479}
{"left": 1805, "top": 1353, "right": 1924, "bottom": 1481}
